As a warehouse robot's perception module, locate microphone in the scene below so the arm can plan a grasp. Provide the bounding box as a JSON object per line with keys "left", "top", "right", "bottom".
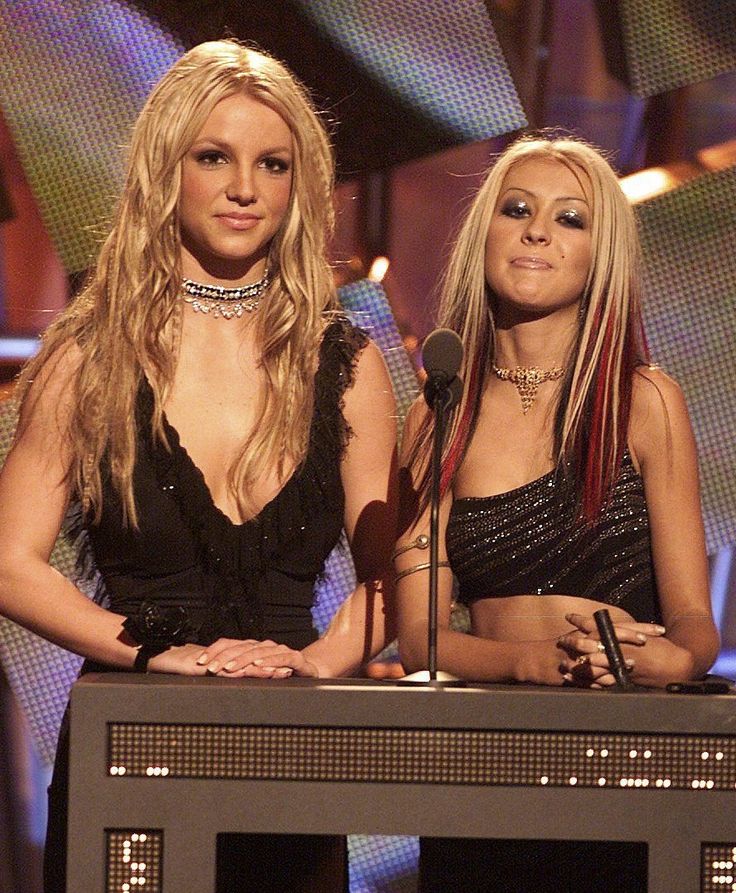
{"left": 399, "top": 327, "right": 465, "bottom": 686}
{"left": 422, "top": 328, "right": 463, "bottom": 408}
{"left": 593, "top": 609, "right": 634, "bottom": 691}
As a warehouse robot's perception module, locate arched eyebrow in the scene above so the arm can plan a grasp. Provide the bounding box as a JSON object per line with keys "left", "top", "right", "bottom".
{"left": 501, "top": 186, "right": 589, "bottom": 205}
{"left": 189, "top": 137, "right": 293, "bottom": 155}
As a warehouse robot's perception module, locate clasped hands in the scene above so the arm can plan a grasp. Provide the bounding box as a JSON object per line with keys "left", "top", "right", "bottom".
{"left": 556, "top": 612, "right": 671, "bottom": 688}
{"left": 148, "top": 638, "right": 320, "bottom": 678}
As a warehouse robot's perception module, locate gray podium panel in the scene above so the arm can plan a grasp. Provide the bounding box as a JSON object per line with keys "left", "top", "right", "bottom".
{"left": 67, "top": 675, "right": 736, "bottom": 892}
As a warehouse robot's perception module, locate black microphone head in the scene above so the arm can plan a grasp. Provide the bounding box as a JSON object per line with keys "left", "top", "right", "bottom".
{"left": 422, "top": 328, "right": 463, "bottom": 381}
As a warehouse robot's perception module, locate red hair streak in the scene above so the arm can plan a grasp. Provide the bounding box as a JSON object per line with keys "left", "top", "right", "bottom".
{"left": 440, "top": 355, "right": 480, "bottom": 497}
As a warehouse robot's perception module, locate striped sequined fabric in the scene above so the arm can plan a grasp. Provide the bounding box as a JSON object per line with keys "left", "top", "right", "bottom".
{"left": 446, "top": 453, "right": 661, "bottom": 622}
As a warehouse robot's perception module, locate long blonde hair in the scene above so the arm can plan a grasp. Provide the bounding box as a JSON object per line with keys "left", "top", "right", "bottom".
{"left": 409, "top": 134, "right": 648, "bottom": 522}
{"left": 17, "top": 39, "right": 338, "bottom": 526}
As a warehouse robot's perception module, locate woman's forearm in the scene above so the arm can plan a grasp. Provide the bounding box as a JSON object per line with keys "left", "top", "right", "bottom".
{"left": 303, "top": 578, "right": 394, "bottom": 678}
{"left": 666, "top": 614, "right": 720, "bottom": 680}
{"left": 0, "top": 555, "right": 136, "bottom": 668}
{"left": 399, "top": 620, "right": 565, "bottom": 685}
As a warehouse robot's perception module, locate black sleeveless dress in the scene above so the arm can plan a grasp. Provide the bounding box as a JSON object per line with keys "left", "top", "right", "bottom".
{"left": 44, "top": 318, "right": 366, "bottom": 893}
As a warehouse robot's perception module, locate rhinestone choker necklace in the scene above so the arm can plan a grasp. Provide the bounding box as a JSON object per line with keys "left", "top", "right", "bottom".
{"left": 181, "top": 269, "right": 270, "bottom": 319}
{"left": 492, "top": 363, "right": 565, "bottom": 413}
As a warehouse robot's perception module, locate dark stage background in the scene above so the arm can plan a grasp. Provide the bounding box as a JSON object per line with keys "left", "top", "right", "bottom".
{"left": 0, "top": 2, "right": 734, "bottom": 890}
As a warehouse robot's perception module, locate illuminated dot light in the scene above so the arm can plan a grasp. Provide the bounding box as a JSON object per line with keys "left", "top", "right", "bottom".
{"left": 108, "top": 829, "right": 160, "bottom": 893}
{"left": 110, "top": 721, "right": 736, "bottom": 797}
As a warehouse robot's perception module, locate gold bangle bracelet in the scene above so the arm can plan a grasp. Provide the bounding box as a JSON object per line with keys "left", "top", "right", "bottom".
{"left": 392, "top": 534, "right": 430, "bottom": 561}
{"left": 394, "top": 560, "right": 451, "bottom": 582}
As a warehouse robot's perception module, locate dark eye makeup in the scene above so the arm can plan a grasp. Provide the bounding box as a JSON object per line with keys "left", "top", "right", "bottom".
{"left": 498, "top": 198, "right": 587, "bottom": 228}
{"left": 557, "top": 208, "right": 586, "bottom": 228}
{"left": 260, "top": 156, "right": 291, "bottom": 174}
{"left": 500, "top": 199, "right": 530, "bottom": 218}
{"left": 194, "top": 150, "right": 227, "bottom": 165}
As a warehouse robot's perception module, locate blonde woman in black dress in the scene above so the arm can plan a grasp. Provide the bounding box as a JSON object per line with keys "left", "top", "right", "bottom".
{"left": 0, "top": 40, "right": 397, "bottom": 892}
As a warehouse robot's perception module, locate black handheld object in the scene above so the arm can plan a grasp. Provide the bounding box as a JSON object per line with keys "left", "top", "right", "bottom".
{"left": 593, "top": 608, "right": 634, "bottom": 690}
{"left": 422, "top": 327, "right": 463, "bottom": 408}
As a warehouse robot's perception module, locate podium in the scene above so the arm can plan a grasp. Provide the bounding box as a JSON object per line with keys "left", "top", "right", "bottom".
{"left": 67, "top": 675, "right": 736, "bottom": 892}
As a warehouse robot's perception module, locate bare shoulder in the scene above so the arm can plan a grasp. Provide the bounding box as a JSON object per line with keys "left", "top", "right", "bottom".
{"left": 353, "top": 336, "right": 390, "bottom": 380}
{"left": 342, "top": 336, "right": 397, "bottom": 426}
{"left": 17, "top": 339, "right": 83, "bottom": 438}
{"left": 630, "top": 365, "right": 695, "bottom": 471}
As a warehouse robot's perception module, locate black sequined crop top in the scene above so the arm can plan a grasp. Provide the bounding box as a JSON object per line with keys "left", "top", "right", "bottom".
{"left": 446, "top": 453, "right": 662, "bottom": 623}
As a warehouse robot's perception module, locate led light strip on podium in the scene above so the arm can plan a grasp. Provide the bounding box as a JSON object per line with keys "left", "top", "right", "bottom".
{"left": 67, "top": 675, "right": 736, "bottom": 892}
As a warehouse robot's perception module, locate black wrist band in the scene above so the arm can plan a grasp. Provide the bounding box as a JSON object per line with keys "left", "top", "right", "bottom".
{"left": 133, "top": 643, "right": 168, "bottom": 673}
{"left": 122, "top": 603, "right": 194, "bottom": 672}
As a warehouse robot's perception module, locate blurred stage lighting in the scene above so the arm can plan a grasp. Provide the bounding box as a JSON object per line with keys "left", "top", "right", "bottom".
{"left": 620, "top": 162, "right": 701, "bottom": 203}
{"left": 368, "top": 256, "right": 390, "bottom": 283}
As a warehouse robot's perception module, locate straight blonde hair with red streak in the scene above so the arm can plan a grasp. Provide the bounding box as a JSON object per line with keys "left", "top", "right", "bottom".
{"left": 407, "top": 134, "right": 649, "bottom": 524}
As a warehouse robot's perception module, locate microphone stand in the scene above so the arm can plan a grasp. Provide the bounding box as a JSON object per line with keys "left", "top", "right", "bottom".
{"left": 400, "top": 376, "right": 464, "bottom": 687}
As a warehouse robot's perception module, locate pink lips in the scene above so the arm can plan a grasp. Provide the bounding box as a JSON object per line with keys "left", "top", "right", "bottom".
{"left": 511, "top": 256, "right": 553, "bottom": 270}
{"left": 216, "top": 213, "right": 261, "bottom": 230}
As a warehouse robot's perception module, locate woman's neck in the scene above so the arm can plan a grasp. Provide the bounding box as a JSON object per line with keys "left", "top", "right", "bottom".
{"left": 493, "top": 306, "right": 578, "bottom": 369}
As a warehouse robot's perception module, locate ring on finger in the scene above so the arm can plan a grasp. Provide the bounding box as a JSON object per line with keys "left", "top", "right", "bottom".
{"left": 596, "top": 641, "right": 606, "bottom": 654}
{"left": 575, "top": 654, "right": 591, "bottom": 667}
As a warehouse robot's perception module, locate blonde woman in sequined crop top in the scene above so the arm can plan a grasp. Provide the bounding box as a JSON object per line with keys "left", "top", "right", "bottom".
{"left": 395, "top": 134, "right": 719, "bottom": 692}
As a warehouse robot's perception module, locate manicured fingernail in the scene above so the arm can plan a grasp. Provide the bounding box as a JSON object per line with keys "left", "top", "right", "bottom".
{"left": 655, "top": 625, "right": 666, "bottom": 634}
{"left": 636, "top": 633, "right": 647, "bottom": 643}
{"left": 275, "top": 668, "right": 291, "bottom": 677}
{"left": 562, "top": 673, "right": 573, "bottom": 682}
{"left": 223, "top": 660, "right": 236, "bottom": 671}
{"left": 253, "top": 659, "right": 263, "bottom": 666}
{"left": 196, "top": 653, "right": 208, "bottom": 665}
{"left": 207, "top": 662, "right": 220, "bottom": 673}
{"left": 625, "top": 659, "right": 635, "bottom": 668}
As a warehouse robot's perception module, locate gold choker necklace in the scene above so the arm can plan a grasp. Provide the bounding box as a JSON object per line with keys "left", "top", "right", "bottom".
{"left": 492, "top": 363, "right": 565, "bottom": 413}
{"left": 181, "top": 270, "right": 270, "bottom": 319}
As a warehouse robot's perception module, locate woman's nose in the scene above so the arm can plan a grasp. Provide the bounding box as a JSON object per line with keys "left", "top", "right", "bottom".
{"left": 226, "top": 166, "right": 256, "bottom": 204}
{"left": 522, "top": 217, "right": 550, "bottom": 245}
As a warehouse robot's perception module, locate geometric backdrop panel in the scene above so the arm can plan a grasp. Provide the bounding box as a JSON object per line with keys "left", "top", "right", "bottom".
{"left": 0, "top": 0, "right": 182, "bottom": 272}
{"left": 636, "top": 166, "right": 736, "bottom": 553}
{"left": 296, "top": 0, "right": 527, "bottom": 142}
{"left": 601, "top": 0, "right": 736, "bottom": 97}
